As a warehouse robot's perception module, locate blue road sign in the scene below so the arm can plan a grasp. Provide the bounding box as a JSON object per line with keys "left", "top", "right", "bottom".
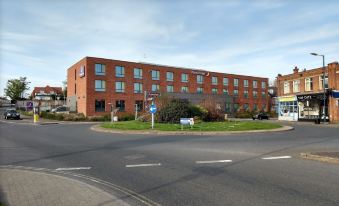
{"left": 149, "top": 104, "right": 157, "bottom": 113}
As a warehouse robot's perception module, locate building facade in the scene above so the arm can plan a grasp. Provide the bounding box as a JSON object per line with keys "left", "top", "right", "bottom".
{"left": 276, "top": 62, "right": 339, "bottom": 123}
{"left": 67, "top": 57, "right": 269, "bottom": 117}
{"left": 31, "top": 85, "right": 63, "bottom": 100}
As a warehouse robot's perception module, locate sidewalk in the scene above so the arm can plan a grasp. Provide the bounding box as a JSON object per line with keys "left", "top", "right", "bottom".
{"left": 0, "top": 168, "right": 129, "bottom": 206}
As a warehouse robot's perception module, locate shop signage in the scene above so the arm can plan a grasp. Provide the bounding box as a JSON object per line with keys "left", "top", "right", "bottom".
{"left": 279, "top": 96, "right": 296, "bottom": 102}
{"left": 332, "top": 90, "right": 339, "bottom": 98}
{"left": 191, "top": 70, "right": 210, "bottom": 76}
{"left": 297, "top": 94, "right": 326, "bottom": 101}
{"left": 79, "top": 66, "right": 85, "bottom": 77}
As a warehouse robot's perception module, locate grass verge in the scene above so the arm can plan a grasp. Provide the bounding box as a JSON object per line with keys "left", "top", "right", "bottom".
{"left": 101, "top": 120, "right": 282, "bottom": 131}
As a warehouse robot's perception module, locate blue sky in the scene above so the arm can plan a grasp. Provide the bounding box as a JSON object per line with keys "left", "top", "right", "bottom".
{"left": 1, "top": 0, "right": 338, "bottom": 97}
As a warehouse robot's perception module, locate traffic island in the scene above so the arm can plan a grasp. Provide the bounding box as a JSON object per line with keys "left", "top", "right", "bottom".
{"left": 91, "top": 120, "right": 293, "bottom": 135}
{"left": 300, "top": 152, "right": 339, "bottom": 165}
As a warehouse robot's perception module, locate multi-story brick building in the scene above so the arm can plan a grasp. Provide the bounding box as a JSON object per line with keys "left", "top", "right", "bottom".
{"left": 67, "top": 57, "right": 269, "bottom": 117}
{"left": 31, "top": 85, "right": 63, "bottom": 100}
{"left": 276, "top": 62, "right": 339, "bottom": 123}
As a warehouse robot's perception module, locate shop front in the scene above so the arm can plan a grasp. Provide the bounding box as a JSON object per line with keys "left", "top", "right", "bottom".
{"left": 297, "top": 93, "right": 328, "bottom": 122}
{"left": 278, "top": 96, "right": 298, "bottom": 121}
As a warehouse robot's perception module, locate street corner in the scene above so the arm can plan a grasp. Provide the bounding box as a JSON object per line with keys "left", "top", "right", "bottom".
{"left": 300, "top": 152, "right": 339, "bottom": 165}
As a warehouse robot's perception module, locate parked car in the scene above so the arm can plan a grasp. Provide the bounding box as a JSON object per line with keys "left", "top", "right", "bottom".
{"left": 4, "top": 109, "right": 21, "bottom": 120}
{"left": 252, "top": 112, "right": 269, "bottom": 120}
{"left": 51, "top": 106, "right": 69, "bottom": 114}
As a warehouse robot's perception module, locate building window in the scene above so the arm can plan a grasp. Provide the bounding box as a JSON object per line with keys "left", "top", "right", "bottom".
{"left": 197, "top": 75, "right": 203, "bottom": 84}
{"left": 135, "top": 100, "right": 143, "bottom": 111}
{"left": 233, "top": 103, "right": 239, "bottom": 112}
{"left": 244, "top": 103, "right": 249, "bottom": 110}
{"left": 244, "top": 80, "right": 249, "bottom": 87}
{"left": 181, "top": 73, "right": 188, "bottom": 82}
{"left": 293, "top": 80, "right": 300, "bottom": 93}
{"left": 95, "top": 99, "right": 105, "bottom": 112}
{"left": 152, "top": 70, "right": 160, "bottom": 80}
{"left": 181, "top": 86, "right": 188, "bottom": 93}
{"left": 115, "top": 66, "right": 125, "bottom": 77}
{"left": 116, "top": 100, "right": 125, "bottom": 112}
{"left": 253, "top": 103, "right": 257, "bottom": 111}
{"left": 262, "top": 82, "right": 266, "bottom": 89}
{"left": 225, "top": 103, "right": 231, "bottom": 113}
{"left": 95, "top": 80, "right": 105, "bottom": 92}
{"left": 134, "top": 68, "right": 142, "bottom": 79}
{"left": 223, "top": 77, "right": 229, "bottom": 86}
{"left": 212, "top": 88, "right": 218, "bottom": 94}
{"left": 134, "top": 82, "right": 142, "bottom": 93}
{"left": 115, "top": 82, "right": 125, "bottom": 93}
{"left": 253, "top": 91, "right": 258, "bottom": 98}
{"left": 319, "top": 74, "right": 328, "bottom": 90}
{"left": 284, "top": 82, "right": 290, "bottom": 94}
{"left": 95, "top": 64, "right": 105, "bottom": 75}
{"left": 212, "top": 76, "right": 218, "bottom": 85}
{"left": 152, "top": 84, "right": 159, "bottom": 92}
{"left": 262, "top": 104, "right": 266, "bottom": 111}
{"left": 167, "top": 85, "right": 174, "bottom": 93}
{"left": 244, "top": 90, "right": 249, "bottom": 98}
{"left": 197, "top": 87, "right": 203, "bottom": 94}
{"left": 261, "top": 91, "right": 266, "bottom": 98}
{"left": 253, "top": 80, "right": 258, "bottom": 88}
{"left": 166, "top": 72, "right": 173, "bottom": 81}
{"left": 223, "top": 89, "right": 228, "bottom": 95}
{"left": 305, "top": 78, "right": 313, "bottom": 91}
{"left": 234, "top": 89, "right": 238, "bottom": 96}
{"left": 234, "top": 78, "right": 239, "bottom": 87}
{"left": 74, "top": 84, "right": 76, "bottom": 94}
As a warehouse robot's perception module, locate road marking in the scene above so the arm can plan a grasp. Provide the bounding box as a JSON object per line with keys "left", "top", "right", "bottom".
{"left": 126, "top": 163, "right": 161, "bottom": 168}
{"left": 196, "top": 160, "right": 233, "bottom": 164}
{"left": 55, "top": 167, "right": 91, "bottom": 171}
{"left": 261, "top": 156, "right": 292, "bottom": 160}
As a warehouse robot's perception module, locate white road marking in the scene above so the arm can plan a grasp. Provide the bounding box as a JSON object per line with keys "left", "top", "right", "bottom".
{"left": 55, "top": 167, "right": 91, "bottom": 171}
{"left": 261, "top": 156, "right": 292, "bottom": 160}
{"left": 196, "top": 160, "right": 233, "bottom": 164}
{"left": 125, "top": 163, "right": 161, "bottom": 168}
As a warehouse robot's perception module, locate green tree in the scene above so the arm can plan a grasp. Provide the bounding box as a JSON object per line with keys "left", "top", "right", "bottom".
{"left": 4, "top": 77, "right": 30, "bottom": 101}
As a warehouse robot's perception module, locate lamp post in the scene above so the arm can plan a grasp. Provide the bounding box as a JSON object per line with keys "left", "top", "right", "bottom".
{"left": 310, "top": 53, "right": 326, "bottom": 124}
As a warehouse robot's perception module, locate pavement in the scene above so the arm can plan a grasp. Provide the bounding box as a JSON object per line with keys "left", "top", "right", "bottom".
{"left": 1, "top": 119, "right": 339, "bottom": 206}
{"left": 0, "top": 167, "right": 130, "bottom": 206}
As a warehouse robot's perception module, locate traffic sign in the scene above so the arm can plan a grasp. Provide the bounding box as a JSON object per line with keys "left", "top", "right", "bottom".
{"left": 149, "top": 104, "right": 157, "bottom": 113}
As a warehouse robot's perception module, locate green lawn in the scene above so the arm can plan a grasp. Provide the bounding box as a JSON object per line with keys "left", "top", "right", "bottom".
{"left": 101, "top": 120, "right": 282, "bottom": 131}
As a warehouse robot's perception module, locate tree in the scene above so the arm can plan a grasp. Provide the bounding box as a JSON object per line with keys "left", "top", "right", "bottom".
{"left": 4, "top": 77, "right": 30, "bottom": 102}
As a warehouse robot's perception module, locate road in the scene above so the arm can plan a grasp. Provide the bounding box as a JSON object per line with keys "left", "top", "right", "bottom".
{"left": 0, "top": 120, "right": 339, "bottom": 206}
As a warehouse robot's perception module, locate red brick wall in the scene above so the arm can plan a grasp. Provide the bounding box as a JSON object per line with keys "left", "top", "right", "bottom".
{"left": 68, "top": 57, "right": 269, "bottom": 116}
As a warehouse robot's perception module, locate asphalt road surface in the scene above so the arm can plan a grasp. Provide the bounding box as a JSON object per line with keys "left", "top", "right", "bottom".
{"left": 0, "top": 120, "right": 338, "bottom": 206}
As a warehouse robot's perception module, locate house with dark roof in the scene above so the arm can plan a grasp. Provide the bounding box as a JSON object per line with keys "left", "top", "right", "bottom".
{"left": 31, "top": 85, "right": 63, "bottom": 100}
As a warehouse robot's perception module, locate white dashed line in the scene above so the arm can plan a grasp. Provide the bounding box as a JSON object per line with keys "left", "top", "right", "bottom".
{"left": 261, "top": 156, "right": 292, "bottom": 160}
{"left": 125, "top": 163, "right": 161, "bottom": 168}
{"left": 196, "top": 160, "right": 233, "bottom": 164}
{"left": 55, "top": 167, "right": 92, "bottom": 171}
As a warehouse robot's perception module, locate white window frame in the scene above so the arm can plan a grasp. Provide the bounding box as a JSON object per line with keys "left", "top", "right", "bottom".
{"left": 293, "top": 80, "right": 300, "bottom": 93}
{"left": 284, "top": 82, "right": 290, "bottom": 94}
{"left": 305, "top": 78, "right": 313, "bottom": 91}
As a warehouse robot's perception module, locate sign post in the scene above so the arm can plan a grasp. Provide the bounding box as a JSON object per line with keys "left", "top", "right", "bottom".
{"left": 149, "top": 100, "right": 157, "bottom": 129}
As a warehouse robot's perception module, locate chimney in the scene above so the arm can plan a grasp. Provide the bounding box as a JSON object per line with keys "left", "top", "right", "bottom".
{"left": 293, "top": 66, "right": 299, "bottom": 73}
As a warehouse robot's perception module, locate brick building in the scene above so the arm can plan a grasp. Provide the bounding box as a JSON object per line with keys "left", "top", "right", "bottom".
{"left": 276, "top": 62, "right": 339, "bottom": 123}
{"left": 31, "top": 85, "right": 63, "bottom": 100}
{"left": 67, "top": 57, "right": 269, "bottom": 117}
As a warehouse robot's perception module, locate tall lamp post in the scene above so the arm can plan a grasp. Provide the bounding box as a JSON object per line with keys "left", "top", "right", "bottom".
{"left": 310, "top": 53, "right": 326, "bottom": 124}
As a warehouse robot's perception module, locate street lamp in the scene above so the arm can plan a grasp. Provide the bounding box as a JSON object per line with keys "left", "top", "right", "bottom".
{"left": 310, "top": 53, "right": 326, "bottom": 124}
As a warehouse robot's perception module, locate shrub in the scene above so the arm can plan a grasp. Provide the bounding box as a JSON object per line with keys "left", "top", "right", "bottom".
{"left": 157, "top": 99, "right": 191, "bottom": 123}
{"left": 119, "top": 113, "right": 135, "bottom": 121}
{"left": 235, "top": 110, "right": 255, "bottom": 118}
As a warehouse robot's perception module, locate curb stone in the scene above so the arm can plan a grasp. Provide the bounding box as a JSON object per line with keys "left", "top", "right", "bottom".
{"left": 300, "top": 153, "right": 339, "bottom": 165}
{"left": 91, "top": 124, "right": 294, "bottom": 136}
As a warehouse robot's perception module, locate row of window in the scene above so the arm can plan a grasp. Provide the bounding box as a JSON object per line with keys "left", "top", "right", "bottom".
{"left": 283, "top": 75, "right": 328, "bottom": 94}
{"left": 95, "top": 99, "right": 266, "bottom": 113}
{"left": 95, "top": 80, "right": 266, "bottom": 97}
{"left": 94, "top": 64, "right": 266, "bottom": 88}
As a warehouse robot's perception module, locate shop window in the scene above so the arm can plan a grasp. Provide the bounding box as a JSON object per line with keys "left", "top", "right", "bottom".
{"left": 95, "top": 99, "right": 105, "bottom": 112}
{"left": 116, "top": 100, "right": 125, "bottom": 111}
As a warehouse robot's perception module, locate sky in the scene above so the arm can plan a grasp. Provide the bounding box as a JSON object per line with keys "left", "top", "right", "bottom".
{"left": 1, "top": 0, "right": 339, "bottom": 97}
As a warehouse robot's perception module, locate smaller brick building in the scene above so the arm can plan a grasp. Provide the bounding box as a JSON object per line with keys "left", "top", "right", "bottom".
{"left": 67, "top": 57, "right": 269, "bottom": 117}
{"left": 276, "top": 62, "right": 339, "bottom": 123}
{"left": 31, "top": 85, "right": 63, "bottom": 100}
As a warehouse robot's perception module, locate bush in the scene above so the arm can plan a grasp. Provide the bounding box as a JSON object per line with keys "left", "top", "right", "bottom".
{"left": 119, "top": 113, "right": 135, "bottom": 121}
{"left": 157, "top": 99, "right": 191, "bottom": 123}
{"left": 235, "top": 110, "right": 255, "bottom": 118}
